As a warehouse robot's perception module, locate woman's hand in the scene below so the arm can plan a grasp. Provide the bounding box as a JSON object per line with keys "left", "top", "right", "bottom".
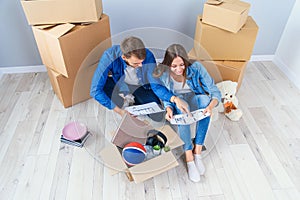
{"left": 173, "top": 96, "right": 191, "bottom": 115}
{"left": 165, "top": 107, "right": 173, "bottom": 121}
{"left": 203, "top": 98, "right": 219, "bottom": 116}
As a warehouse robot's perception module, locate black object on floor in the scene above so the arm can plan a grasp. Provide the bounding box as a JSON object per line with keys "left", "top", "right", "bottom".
{"left": 60, "top": 132, "right": 90, "bottom": 147}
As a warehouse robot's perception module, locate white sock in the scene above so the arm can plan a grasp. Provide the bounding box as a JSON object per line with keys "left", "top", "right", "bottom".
{"left": 194, "top": 154, "right": 205, "bottom": 175}
{"left": 187, "top": 161, "right": 200, "bottom": 182}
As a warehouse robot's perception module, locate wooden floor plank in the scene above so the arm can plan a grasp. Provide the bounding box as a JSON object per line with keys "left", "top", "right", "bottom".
{"left": 37, "top": 98, "right": 66, "bottom": 155}
{"left": 230, "top": 144, "right": 277, "bottom": 200}
{"left": 48, "top": 144, "right": 73, "bottom": 200}
{"left": 273, "top": 188, "right": 300, "bottom": 200}
{"left": 0, "top": 91, "right": 31, "bottom": 164}
{"left": 212, "top": 132, "right": 252, "bottom": 200}
{"left": 13, "top": 155, "right": 49, "bottom": 200}
{"left": 153, "top": 171, "right": 172, "bottom": 200}
{"left": 39, "top": 115, "right": 68, "bottom": 200}
{"left": 65, "top": 148, "right": 95, "bottom": 200}
{"left": 166, "top": 168, "right": 182, "bottom": 199}
{"left": 0, "top": 120, "right": 38, "bottom": 200}
{"left": 201, "top": 155, "right": 223, "bottom": 196}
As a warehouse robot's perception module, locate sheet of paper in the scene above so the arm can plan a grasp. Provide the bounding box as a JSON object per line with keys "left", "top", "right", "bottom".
{"left": 125, "top": 102, "right": 164, "bottom": 116}
{"left": 170, "top": 109, "right": 210, "bottom": 125}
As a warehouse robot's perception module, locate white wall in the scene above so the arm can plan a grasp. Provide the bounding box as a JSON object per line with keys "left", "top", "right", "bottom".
{"left": 104, "top": 0, "right": 296, "bottom": 56}
{"left": 0, "top": 0, "right": 42, "bottom": 67}
{"left": 0, "top": 0, "right": 296, "bottom": 68}
{"left": 274, "top": 0, "right": 300, "bottom": 90}
{"left": 245, "top": 0, "right": 295, "bottom": 55}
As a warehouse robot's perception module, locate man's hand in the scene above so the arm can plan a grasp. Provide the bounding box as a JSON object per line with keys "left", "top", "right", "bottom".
{"left": 113, "top": 106, "right": 127, "bottom": 117}
{"left": 119, "top": 93, "right": 135, "bottom": 108}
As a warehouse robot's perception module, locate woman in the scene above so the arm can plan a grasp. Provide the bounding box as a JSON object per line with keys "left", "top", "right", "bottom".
{"left": 153, "top": 44, "right": 221, "bottom": 182}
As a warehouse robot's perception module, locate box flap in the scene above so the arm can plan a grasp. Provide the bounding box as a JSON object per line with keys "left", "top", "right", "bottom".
{"left": 206, "top": 0, "right": 250, "bottom": 14}
{"left": 111, "top": 114, "right": 153, "bottom": 148}
{"left": 221, "top": 60, "right": 247, "bottom": 68}
{"left": 119, "top": 114, "right": 153, "bottom": 137}
{"left": 34, "top": 23, "right": 75, "bottom": 38}
{"left": 129, "top": 152, "right": 178, "bottom": 183}
{"left": 223, "top": 1, "right": 250, "bottom": 13}
{"left": 99, "top": 143, "right": 128, "bottom": 175}
{"left": 206, "top": 0, "right": 223, "bottom": 5}
{"left": 46, "top": 23, "right": 75, "bottom": 38}
{"left": 242, "top": 16, "right": 258, "bottom": 30}
{"left": 34, "top": 24, "right": 57, "bottom": 30}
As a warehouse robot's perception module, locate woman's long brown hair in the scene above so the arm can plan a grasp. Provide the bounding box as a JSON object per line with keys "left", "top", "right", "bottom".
{"left": 153, "top": 44, "right": 192, "bottom": 87}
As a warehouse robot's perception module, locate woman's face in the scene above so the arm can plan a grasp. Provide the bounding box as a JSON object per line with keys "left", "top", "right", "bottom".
{"left": 170, "top": 56, "right": 185, "bottom": 76}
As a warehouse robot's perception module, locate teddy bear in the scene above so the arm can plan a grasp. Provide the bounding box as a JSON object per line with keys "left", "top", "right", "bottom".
{"left": 216, "top": 80, "right": 243, "bottom": 121}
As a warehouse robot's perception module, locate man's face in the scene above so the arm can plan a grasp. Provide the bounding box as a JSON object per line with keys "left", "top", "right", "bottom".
{"left": 122, "top": 55, "right": 144, "bottom": 68}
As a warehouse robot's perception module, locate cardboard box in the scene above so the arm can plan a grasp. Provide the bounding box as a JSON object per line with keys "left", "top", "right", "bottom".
{"left": 47, "top": 62, "right": 97, "bottom": 108}
{"left": 202, "top": 60, "right": 247, "bottom": 91}
{"left": 203, "top": 0, "right": 250, "bottom": 33}
{"left": 193, "top": 15, "right": 258, "bottom": 61}
{"left": 111, "top": 114, "right": 154, "bottom": 148}
{"left": 21, "top": 0, "right": 103, "bottom": 25}
{"left": 46, "top": 35, "right": 112, "bottom": 108}
{"left": 189, "top": 48, "right": 247, "bottom": 90}
{"left": 100, "top": 114, "right": 184, "bottom": 183}
{"left": 32, "top": 14, "right": 111, "bottom": 78}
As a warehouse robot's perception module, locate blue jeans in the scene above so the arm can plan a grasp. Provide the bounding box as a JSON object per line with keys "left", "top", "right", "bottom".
{"left": 174, "top": 92, "right": 211, "bottom": 151}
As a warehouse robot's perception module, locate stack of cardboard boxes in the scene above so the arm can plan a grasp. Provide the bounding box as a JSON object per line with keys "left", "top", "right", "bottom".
{"left": 189, "top": 0, "right": 259, "bottom": 90}
{"left": 21, "top": 0, "right": 112, "bottom": 107}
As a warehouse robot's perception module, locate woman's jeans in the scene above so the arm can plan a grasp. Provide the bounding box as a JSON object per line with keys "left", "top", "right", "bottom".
{"left": 174, "top": 92, "right": 211, "bottom": 151}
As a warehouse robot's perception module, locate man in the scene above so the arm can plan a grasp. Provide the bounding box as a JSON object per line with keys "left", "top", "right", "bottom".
{"left": 90, "top": 36, "right": 163, "bottom": 119}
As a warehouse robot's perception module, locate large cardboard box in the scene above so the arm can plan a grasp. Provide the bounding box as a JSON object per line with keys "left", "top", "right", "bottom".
{"left": 21, "top": 0, "right": 103, "bottom": 25}
{"left": 100, "top": 114, "right": 184, "bottom": 183}
{"left": 202, "top": 60, "right": 247, "bottom": 91}
{"left": 193, "top": 15, "right": 258, "bottom": 61}
{"left": 189, "top": 48, "right": 247, "bottom": 90}
{"left": 32, "top": 14, "right": 111, "bottom": 78}
{"left": 203, "top": 0, "right": 250, "bottom": 33}
{"left": 47, "top": 62, "right": 98, "bottom": 108}
{"left": 46, "top": 33, "right": 112, "bottom": 108}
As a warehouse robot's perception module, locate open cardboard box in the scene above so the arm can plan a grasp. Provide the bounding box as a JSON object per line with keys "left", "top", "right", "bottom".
{"left": 32, "top": 14, "right": 111, "bottom": 78}
{"left": 100, "top": 114, "right": 184, "bottom": 183}
{"left": 21, "top": 0, "right": 103, "bottom": 25}
{"left": 189, "top": 48, "right": 247, "bottom": 91}
{"left": 46, "top": 34, "right": 112, "bottom": 108}
{"left": 193, "top": 15, "right": 258, "bottom": 61}
{"left": 203, "top": 0, "right": 250, "bottom": 33}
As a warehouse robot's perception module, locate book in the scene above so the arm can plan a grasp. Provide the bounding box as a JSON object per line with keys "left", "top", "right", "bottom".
{"left": 60, "top": 131, "right": 91, "bottom": 147}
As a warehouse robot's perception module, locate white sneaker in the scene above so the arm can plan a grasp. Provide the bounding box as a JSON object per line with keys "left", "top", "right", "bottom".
{"left": 194, "top": 154, "right": 205, "bottom": 175}
{"left": 187, "top": 161, "right": 201, "bottom": 182}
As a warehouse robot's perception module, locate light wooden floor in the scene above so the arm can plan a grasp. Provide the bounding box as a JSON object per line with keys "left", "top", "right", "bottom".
{"left": 0, "top": 61, "right": 300, "bottom": 200}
